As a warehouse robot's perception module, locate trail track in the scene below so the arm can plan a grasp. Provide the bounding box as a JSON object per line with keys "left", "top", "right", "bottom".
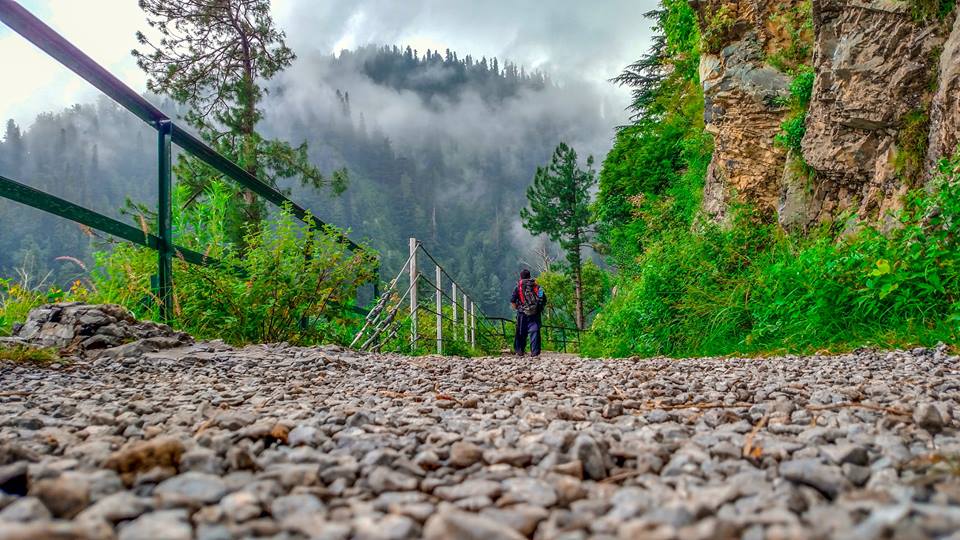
{"left": 1, "top": 343, "right": 959, "bottom": 539}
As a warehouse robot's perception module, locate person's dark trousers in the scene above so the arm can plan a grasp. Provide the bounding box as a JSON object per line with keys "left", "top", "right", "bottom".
{"left": 513, "top": 312, "right": 542, "bottom": 356}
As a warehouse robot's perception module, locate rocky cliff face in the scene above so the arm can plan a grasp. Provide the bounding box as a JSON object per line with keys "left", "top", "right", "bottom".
{"left": 695, "top": 0, "right": 796, "bottom": 222}
{"left": 799, "top": 0, "right": 947, "bottom": 227}
{"left": 927, "top": 12, "right": 960, "bottom": 174}
{"left": 696, "top": 0, "right": 957, "bottom": 229}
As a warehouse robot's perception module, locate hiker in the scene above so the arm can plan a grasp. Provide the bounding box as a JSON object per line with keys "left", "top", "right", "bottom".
{"left": 511, "top": 269, "right": 547, "bottom": 357}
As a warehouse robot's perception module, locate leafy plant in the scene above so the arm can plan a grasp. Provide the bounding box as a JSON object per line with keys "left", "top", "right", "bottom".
{"left": 1, "top": 181, "right": 378, "bottom": 347}
{"left": 766, "top": 1, "right": 814, "bottom": 73}
{"left": 909, "top": 0, "right": 956, "bottom": 22}
{"left": 702, "top": 5, "right": 736, "bottom": 54}
{"left": 173, "top": 207, "right": 376, "bottom": 344}
{"left": 894, "top": 109, "right": 931, "bottom": 184}
{"left": 774, "top": 68, "right": 815, "bottom": 155}
{"left": 586, "top": 146, "right": 960, "bottom": 358}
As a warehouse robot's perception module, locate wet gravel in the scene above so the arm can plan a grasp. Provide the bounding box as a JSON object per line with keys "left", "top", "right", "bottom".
{"left": 1, "top": 341, "right": 959, "bottom": 539}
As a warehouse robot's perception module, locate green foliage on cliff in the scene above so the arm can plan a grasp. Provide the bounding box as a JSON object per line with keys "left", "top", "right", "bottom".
{"left": 895, "top": 109, "right": 932, "bottom": 184}
{"left": 588, "top": 148, "right": 960, "bottom": 357}
{"left": 908, "top": 0, "right": 956, "bottom": 22}
{"left": 587, "top": 0, "right": 960, "bottom": 358}
{"left": 702, "top": 5, "right": 736, "bottom": 54}
{"left": 774, "top": 68, "right": 815, "bottom": 155}
{"left": 766, "top": 0, "right": 814, "bottom": 74}
{"left": 596, "top": 0, "right": 707, "bottom": 269}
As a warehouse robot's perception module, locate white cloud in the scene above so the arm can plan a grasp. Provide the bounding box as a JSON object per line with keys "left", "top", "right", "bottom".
{"left": 274, "top": 0, "right": 658, "bottom": 86}
{"left": 0, "top": 0, "right": 147, "bottom": 128}
{"left": 0, "top": 0, "right": 657, "bottom": 129}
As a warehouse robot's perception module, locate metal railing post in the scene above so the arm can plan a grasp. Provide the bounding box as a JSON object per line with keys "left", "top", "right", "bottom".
{"left": 470, "top": 302, "right": 476, "bottom": 349}
{"left": 436, "top": 265, "right": 442, "bottom": 355}
{"left": 452, "top": 282, "right": 458, "bottom": 337}
{"left": 409, "top": 238, "right": 418, "bottom": 350}
{"left": 463, "top": 293, "right": 469, "bottom": 342}
{"left": 157, "top": 120, "right": 173, "bottom": 322}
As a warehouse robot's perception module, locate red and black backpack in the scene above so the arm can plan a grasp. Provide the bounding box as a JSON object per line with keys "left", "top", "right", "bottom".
{"left": 517, "top": 278, "right": 541, "bottom": 316}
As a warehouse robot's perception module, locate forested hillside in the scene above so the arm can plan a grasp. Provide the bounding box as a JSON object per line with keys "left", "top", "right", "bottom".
{"left": 0, "top": 45, "right": 615, "bottom": 315}
{"left": 0, "top": 105, "right": 161, "bottom": 288}
{"left": 586, "top": 0, "right": 960, "bottom": 357}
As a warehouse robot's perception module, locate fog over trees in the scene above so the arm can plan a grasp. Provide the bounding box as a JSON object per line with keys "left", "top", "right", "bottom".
{"left": 0, "top": 45, "right": 619, "bottom": 315}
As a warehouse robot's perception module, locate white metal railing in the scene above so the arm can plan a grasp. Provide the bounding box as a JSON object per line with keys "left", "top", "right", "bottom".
{"left": 350, "top": 237, "right": 504, "bottom": 355}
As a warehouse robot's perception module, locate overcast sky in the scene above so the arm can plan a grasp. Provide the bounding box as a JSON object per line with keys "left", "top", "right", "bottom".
{"left": 0, "top": 0, "right": 657, "bottom": 129}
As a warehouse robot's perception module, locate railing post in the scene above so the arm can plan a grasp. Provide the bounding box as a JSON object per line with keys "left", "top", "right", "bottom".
{"left": 436, "top": 265, "right": 442, "bottom": 355}
{"left": 452, "top": 282, "right": 458, "bottom": 337}
{"left": 463, "top": 293, "right": 469, "bottom": 342}
{"left": 409, "top": 238, "right": 418, "bottom": 350}
{"left": 561, "top": 327, "right": 567, "bottom": 353}
{"left": 470, "top": 301, "right": 476, "bottom": 349}
{"left": 157, "top": 120, "right": 173, "bottom": 322}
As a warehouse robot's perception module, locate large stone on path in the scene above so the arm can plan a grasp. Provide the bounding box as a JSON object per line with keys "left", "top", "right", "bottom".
{"left": 423, "top": 509, "right": 525, "bottom": 540}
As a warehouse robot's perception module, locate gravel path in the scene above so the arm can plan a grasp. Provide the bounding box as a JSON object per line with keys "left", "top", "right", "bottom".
{"left": 1, "top": 342, "right": 959, "bottom": 539}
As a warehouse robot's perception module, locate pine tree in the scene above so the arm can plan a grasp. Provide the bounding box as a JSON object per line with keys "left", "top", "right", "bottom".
{"left": 2, "top": 119, "right": 24, "bottom": 176}
{"left": 133, "top": 0, "right": 345, "bottom": 245}
{"left": 520, "top": 143, "right": 596, "bottom": 329}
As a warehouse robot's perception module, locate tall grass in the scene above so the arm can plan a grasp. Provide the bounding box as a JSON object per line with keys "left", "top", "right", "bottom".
{"left": 584, "top": 148, "right": 960, "bottom": 358}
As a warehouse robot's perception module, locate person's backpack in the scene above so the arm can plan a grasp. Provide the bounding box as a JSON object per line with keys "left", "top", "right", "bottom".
{"left": 517, "top": 278, "right": 543, "bottom": 316}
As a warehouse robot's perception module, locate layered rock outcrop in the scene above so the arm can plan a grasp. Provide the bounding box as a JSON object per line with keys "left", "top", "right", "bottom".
{"left": 927, "top": 12, "right": 960, "bottom": 173}
{"left": 695, "top": 0, "right": 796, "bottom": 221}
{"left": 799, "top": 0, "right": 947, "bottom": 227}
{"left": 695, "top": 0, "right": 957, "bottom": 229}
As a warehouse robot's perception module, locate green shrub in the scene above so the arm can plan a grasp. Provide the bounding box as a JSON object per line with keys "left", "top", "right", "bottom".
{"left": 0, "top": 181, "right": 378, "bottom": 347}
{"left": 702, "top": 5, "right": 736, "bottom": 54}
{"left": 774, "top": 68, "right": 815, "bottom": 155}
{"left": 909, "top": 0, "right": 956, "bottom": 22}
{"left": 894, "top": 109, "right": 931, "bottom": 184}
{"left": 766, "top": 1, "right": 814, "bottom": 73}
{"left": 789, "top": 69, "right": 815, "bottom": 107}
{"left": 170, "top": 208, "right": 376, "bottom": 345}
{"left": 775, "top": 116, "right": 808, "bottom": 155}
{"left": 585, "top": 147, "right": 960, "bottom": 358}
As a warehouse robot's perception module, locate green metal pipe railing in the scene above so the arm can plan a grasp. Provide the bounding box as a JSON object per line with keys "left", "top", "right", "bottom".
{"left": 0, "top": 173, "right": 213, "bottom": 268}
{"left": 0, "top": 0, "right": 374, "bottom": 320}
